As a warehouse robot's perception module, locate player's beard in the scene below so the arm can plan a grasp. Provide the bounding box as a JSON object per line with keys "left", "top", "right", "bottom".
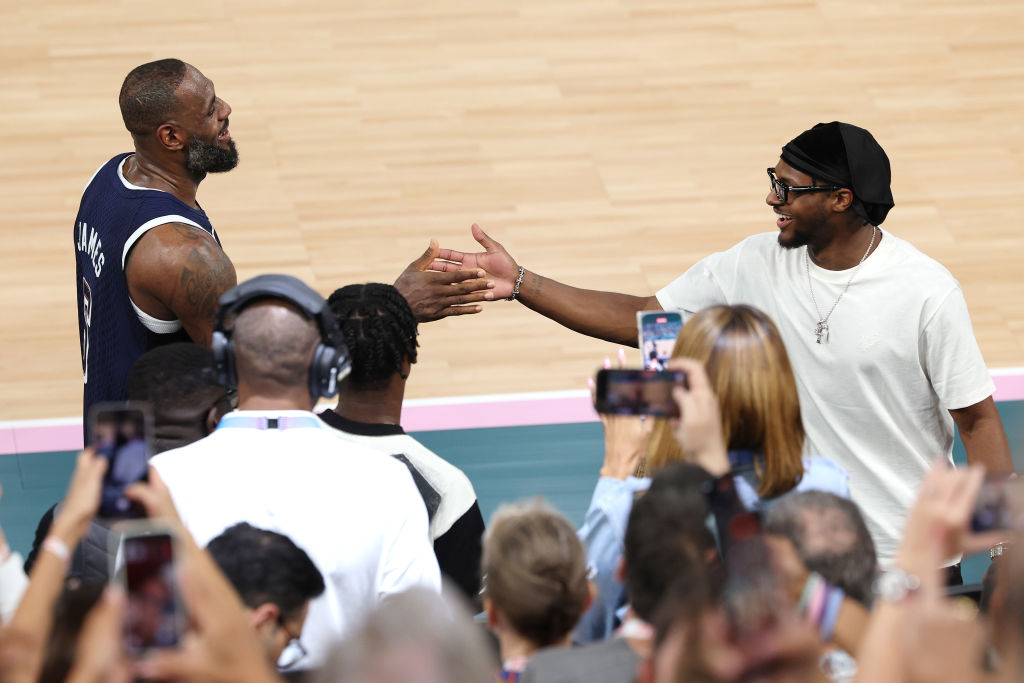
{"left": 185, "top": 135, "right": 239, "bottom": 182}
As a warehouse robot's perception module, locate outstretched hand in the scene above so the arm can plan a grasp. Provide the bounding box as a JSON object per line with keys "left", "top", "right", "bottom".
{"left": 394, "top": 237, "right": 496, "bottom": 322}
{"left": 430, "top": 224, "right": 520, "bottom": 300}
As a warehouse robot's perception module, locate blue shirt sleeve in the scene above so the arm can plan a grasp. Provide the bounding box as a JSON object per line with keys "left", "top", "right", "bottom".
{"left": 574, "top": 476, "right": 651, "bottom": 643}
{"left": 796, "top": 455, "right": 851, "bottom": 498}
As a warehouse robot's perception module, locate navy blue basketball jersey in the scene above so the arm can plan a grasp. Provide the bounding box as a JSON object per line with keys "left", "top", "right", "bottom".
{"left": 74, "top": 153, "right": 221, "bottom": 436}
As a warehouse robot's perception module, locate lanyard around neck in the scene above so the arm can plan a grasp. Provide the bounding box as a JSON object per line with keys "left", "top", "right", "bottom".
{"left": 216, "top": 414, "right": 321, "bottom": 431}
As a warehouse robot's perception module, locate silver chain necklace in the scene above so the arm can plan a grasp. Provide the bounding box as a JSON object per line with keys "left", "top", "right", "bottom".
{"left": 805, "top": 226, "right": 877, "bottom": 344}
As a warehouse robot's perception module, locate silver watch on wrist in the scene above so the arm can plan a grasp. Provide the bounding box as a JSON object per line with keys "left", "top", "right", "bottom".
{"left": 874, "top": 567, "right": 921, "bottom": 603}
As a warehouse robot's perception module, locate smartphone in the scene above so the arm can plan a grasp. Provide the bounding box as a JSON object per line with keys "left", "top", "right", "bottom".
{"left": 88, "top": 402, "right": 153, "bottom": 518}
{"left": 111, "top": 521, "right": 186, "bottom": 655}
{"left": 594, "top": 368, "right": 687, "bottom": 417}
{"left": 637, "top": 311, "right": 683, "bottom": 371}
{"left": 971, "top": 476, "right": 1024, "bottom": 533}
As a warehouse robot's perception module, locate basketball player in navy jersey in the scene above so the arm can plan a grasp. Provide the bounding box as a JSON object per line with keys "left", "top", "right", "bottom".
{"left": 73, "top": 59, "right": 237, "bottom": 437}
{"left": 74, "top": 59, "right": 494, "bottom": 438}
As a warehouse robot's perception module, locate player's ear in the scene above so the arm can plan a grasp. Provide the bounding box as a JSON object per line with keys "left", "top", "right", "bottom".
{"left": 156, "top": 122, "right": 187, "bottom": 152}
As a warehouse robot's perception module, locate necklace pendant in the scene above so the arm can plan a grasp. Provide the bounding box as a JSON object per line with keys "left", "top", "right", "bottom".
{"left": 815, "top": 321, "right": 829, "bottom": 344}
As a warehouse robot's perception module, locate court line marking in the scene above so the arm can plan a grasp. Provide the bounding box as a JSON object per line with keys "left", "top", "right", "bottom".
{"left": 3, "top": 369, "right": 1023, "bottom": 455}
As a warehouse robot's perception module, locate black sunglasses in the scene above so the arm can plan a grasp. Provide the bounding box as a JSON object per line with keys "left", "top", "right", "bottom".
{"left": 767, "top": 168, "right": 841, "bottom": 204}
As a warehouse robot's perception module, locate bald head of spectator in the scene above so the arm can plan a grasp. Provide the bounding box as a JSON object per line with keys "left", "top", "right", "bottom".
{"left": 231, "top": 300, "right": 323, "bottom": 410}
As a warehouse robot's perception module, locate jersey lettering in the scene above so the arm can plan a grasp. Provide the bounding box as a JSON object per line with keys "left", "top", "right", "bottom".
{"left": 75, "top": 153, "right": 218, "bottom": 437}
{"left": 76, "top": 221, "right": 106, "bottom": 278}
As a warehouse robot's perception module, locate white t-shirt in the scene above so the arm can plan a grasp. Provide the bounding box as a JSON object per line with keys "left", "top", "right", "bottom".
{"left": 151, "top": 410, "right": 441, "bottom": 669}
{"left": 317, "top": 416, "right": 479, "bottom": 543}
{"left": 657, "top": 231, "right": 994, "bottom": 561}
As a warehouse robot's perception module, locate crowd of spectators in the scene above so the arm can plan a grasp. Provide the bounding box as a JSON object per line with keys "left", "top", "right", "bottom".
{"left": 0, "top": 275, "right": 1020, "bottom": 683}
{"left": 36, "top": 55, "right": 1023, "bottom": 682}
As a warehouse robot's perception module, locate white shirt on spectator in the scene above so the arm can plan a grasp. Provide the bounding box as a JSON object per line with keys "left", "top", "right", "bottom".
{"left": 151, "top": 410, "right": 441, "bottom": 669}
{"left": 657, "top": 231, "right": 994, "bottom": 562}
{"left": 0, "top": 548, "right": 28, "bottom": 623}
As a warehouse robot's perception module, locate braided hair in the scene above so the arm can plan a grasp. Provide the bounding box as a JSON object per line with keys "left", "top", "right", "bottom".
{"left": 327, "top": 283, "right": 419, "bottom": 390}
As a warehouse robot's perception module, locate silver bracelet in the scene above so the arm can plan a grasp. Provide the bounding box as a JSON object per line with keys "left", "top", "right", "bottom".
{"left": 507, "top": 266, "right": 525, "bottom": 301}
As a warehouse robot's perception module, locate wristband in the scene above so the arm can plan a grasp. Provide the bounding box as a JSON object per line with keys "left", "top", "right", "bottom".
{"left": 798, "top": 572, "right": 823, "bottom": 616}
{"left": 819, "top": 587, "right": 845, "bottom": 641}
{"left": 506, "top": 266, "right": 525, "bottom": 301}
{"left": 807, "top": 576, "right": 828, "bottom": 626}
{"left": 42, "top": 536, "right": 70, "bottom": 563}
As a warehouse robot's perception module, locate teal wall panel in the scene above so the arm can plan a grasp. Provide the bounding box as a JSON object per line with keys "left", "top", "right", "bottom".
{"left": 4, "top": 399, "right": 1023, "bottom": 585}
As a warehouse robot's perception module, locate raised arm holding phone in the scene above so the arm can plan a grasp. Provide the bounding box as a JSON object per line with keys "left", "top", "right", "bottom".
{"left": 0, "top": 444, "right": 282, "bottom": 683}
{"left": 0, "top": 449, "right": 107, "bottom": 683}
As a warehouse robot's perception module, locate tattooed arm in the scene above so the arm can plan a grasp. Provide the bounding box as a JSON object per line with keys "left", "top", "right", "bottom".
{"left": 125, "top": 223, "right": 238, "bottom": 347}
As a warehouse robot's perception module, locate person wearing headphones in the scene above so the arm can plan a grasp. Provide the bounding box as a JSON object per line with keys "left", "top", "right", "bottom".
{"left": 150, "top": 274, "right": 441, "bottom": 672}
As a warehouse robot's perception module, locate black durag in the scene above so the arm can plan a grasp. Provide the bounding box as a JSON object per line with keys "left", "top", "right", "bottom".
{"left": 780, "top": 122, "right": 894, "bottom": 226}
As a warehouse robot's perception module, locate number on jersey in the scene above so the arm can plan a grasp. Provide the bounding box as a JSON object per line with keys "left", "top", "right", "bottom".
{"left": 82, "top": 278, "right": 92, "bottom": 384}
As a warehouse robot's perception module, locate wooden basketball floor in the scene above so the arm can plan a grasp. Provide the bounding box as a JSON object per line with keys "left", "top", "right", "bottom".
{"left": 3, "top": 0, "right": 1024, "bottom": 425}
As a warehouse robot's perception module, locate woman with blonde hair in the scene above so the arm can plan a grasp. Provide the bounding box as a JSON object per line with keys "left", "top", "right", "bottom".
{"left": 645, "top": 304, "right": 846, "bottom": 504}
{"left": 482, "top": 500, "right": 592, "bottom": 682}
{"left": 577, "top": 304, "right": 848, "bottom": 643}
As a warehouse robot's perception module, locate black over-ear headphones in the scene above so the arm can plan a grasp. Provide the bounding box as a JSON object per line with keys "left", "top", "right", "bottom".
{"left": 211, "top": 274, "right": 352, "bottom": 399}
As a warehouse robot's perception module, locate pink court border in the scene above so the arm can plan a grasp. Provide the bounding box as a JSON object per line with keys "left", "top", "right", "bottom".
{"left": 4, "top": 369, "right": 1024, "bottom": 456}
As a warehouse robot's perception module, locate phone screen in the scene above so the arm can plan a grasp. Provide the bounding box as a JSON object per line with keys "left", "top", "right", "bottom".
{"left": 123, "top": 533, "right": 182, "bottom": 653}
{"left": 594, "top": 369, "right": 687, "bottom": 417}
{"left": 90, "top": 403, "right": 152, "bottom": 518}
{"left": 972, "top": 477, "right": 1024, "bottom": 533}
{"left": 637, "top": 311, "right": 683, "bottom": 371}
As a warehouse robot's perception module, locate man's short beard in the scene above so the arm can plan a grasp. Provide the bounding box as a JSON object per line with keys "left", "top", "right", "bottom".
{"left": 777, "top": 231, "right": 810, "bottom": 250}
{"left": 185, "top": 135, "right": 239, "bottom": 182}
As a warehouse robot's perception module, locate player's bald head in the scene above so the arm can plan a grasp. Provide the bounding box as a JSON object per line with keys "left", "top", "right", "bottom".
{"left": 232, "top": 300, "right": 321, "bottom": 391}
{"left": 119, "top": 58, "right": 193, "bottom": 136}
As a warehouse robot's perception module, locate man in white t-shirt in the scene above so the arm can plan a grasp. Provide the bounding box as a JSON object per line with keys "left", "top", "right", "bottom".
{"left": 151, "top": 275, "right": 441, "bottom": 670}
{"left": 428, "top": 122, "right": 1012, "bottom": 564}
